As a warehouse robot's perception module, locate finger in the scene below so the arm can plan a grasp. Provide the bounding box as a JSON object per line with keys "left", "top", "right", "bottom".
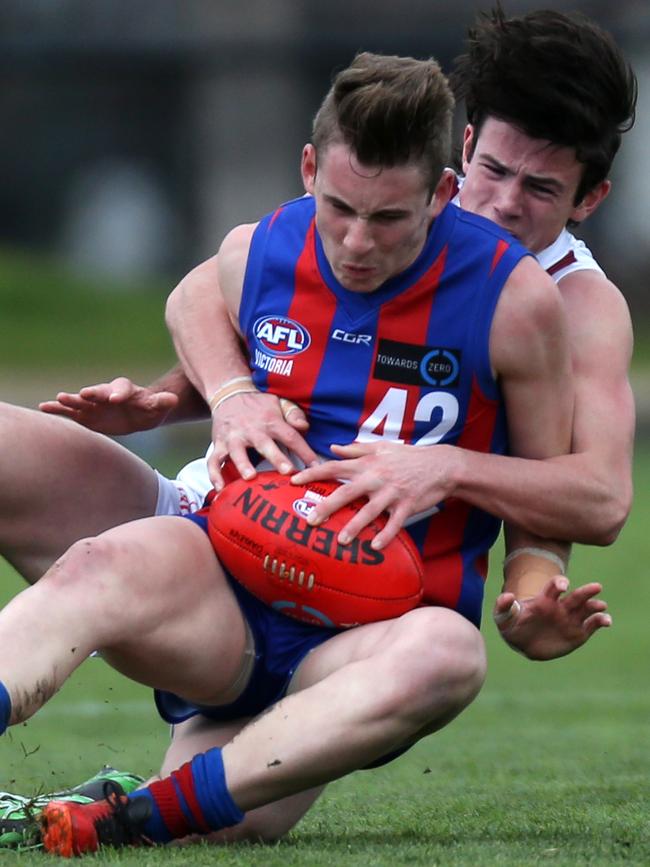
{"left": 105, "top": 377, "right": 138, "bottom": 401}
{"left": 541, "top": 575, "right": 569, "bottom": 601}
{"left": 224, "top": 440, "right": 259, "bottom": 482}
{"left": 207, "top": 450, "right": 227, "bottom": 491}
{"left": 582, "top": 611, "right": 612, "bottom": 636}
{"left": 78, "top": 383, "right": 117, "bottom": 402}
{"left": 292, "top": 459, "right": 353, "bottom": 486}
{"left": 38, "top": 401, "right": 78, "bottom": 418}
{"left": 330, "top": 442, "right": 376, "bottom": 459}
{"left": 149, "top": 392, "right": 179, "bottom": 412}
{"left": 369, "top": 505, "right": 411, "bottom": 550}
{"left": 581, "top": 598, "right": 608, "bottom": 616}
{"left": 272, "top": 426, "right": 319, "bottom": 468}
{"left": 561, "top": 583, "right": 604, "bottom": 611}
{"left": 336, "top": 494, "right": 394, "bottom": 545}
{"left": 493, "top": 594, "right": 522, "bottom": 627}
{"left": 279, "top": 398, "right": 309, "bottom": 431}
{"left": 247, "top": 436, "right": 294, "bottom": 475}
{"left": 50, "top": 392, "right": 92, "bottom": 409}
{"left": 305, "top": 481, "right": 366, "bottom": 527}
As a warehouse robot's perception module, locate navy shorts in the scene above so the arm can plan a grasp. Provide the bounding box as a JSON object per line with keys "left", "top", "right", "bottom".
{"left": 154, "top": 511, "right": 340, "bottom": 725}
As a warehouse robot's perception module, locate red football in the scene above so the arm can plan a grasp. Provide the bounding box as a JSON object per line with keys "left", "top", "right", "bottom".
{"left": 207, "top": 470, "right": 424, "bottom": 628}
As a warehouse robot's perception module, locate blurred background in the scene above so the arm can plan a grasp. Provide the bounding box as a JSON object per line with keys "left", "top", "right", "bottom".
{"left": 1, "top": 0, "right": 649, "bottom": 466}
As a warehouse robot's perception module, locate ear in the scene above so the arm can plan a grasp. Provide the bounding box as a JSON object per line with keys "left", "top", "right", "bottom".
{"left": 461, "top": 124, "right": 475, "bottom": 174}
{"left": 429, "top": 169, "right": 456, "bottom": 218}
{"left": 570, "top": 179, "right": 611, "bottom": 224}
{"left": 301, "top": 144, "right": 317, "bottom": 195}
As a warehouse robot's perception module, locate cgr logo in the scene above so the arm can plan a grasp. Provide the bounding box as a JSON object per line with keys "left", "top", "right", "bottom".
{"left": 254, "top": 316, "right": 311, "bottom": 358}
{"left": 332, "top": 328, "right": 372, "bottom": 346}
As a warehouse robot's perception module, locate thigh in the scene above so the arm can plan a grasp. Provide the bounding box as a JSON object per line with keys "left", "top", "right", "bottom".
{"left": 0, "top": 402, "right": 159, "bottom": 580}
{"left": 162, "top": 715, "right": 324, "bottom": 844}
{"left": 288, "top": 605, "right": 483, "bottom": 695}
{"left": 83, "top": 517, "right": 250, "bottom": 706}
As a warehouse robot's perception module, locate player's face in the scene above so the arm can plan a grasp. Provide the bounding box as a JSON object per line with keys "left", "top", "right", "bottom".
{"left": 302, "top": 142, "right": 453, "bottom": 293}
{"left": 460, "top": 118, "right": 609, "bottom": 253}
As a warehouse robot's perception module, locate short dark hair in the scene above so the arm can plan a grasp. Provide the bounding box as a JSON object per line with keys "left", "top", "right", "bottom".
{"left": 451, "top": 5, "right": 637, "bottom": 203}
{"left": 312, "top": 51, "right": 454, "bottom": 192}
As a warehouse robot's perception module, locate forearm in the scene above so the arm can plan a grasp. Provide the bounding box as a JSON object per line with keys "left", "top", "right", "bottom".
{"left": 146, "top": 365, "right": 209, "bottom": 423}
{"left": 447, "top": 446, "right": 629, "bottom": 545}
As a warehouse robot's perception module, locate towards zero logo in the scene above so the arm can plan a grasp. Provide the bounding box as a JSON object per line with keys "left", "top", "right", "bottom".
{"left": 254, "top": 316, "right": 311, "bottom": 358}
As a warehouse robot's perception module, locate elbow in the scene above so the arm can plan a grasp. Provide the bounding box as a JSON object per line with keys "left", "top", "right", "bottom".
{"left": 582, "top": 486, "right": 632, "bottom": 547}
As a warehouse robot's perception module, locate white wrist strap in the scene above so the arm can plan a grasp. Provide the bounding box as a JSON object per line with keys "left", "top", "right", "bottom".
{"left": 208, "top": 376, "right": 257, "bottom": 414}
{"left": 503, "top": 546, "right": 567, "bottom": 575}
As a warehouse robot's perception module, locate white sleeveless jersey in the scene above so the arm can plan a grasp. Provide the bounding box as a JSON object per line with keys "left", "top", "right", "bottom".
{"left": 534, "top": 227, "right": 604, "bottom": 283}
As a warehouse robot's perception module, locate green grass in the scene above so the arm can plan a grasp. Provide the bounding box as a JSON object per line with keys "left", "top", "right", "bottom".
{"left": 0, "top": 448, "right": 649, "bottom": 864}
{"left": 0, "top": 246, "right": 175, "bottom": 370}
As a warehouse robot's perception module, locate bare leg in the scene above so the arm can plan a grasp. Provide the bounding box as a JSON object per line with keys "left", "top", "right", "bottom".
{"left": 159, "top": 716, "right": 324, "bottom": 844}
{"left": 221, "top": 607, "right": 486, "bottom": 811}
{"left": 0, "top": 508, "right": 484, "bottom": 840}
{"left": 150, "top": 607, "right": 485, "bottom": 843}
{"left": 0, "top": 402, "right": 159, "bottom": 581}
{"left": 0, "top": 517, "right": 250, "bottom": 722}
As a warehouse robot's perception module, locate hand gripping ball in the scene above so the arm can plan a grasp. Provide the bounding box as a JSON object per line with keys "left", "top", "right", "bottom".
{"left": 207, "top": 471, "right": 424, "bottom": 628}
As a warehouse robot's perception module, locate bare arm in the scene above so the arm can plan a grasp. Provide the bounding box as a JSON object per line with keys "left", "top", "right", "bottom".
{"left": 490, "top": 259, "right": 611, "bottom": 658}
{"left": 165, "top": 229, "right": 318, "bottom": 486}
{"left": 441, "top": 269, "right": 633, "bottom": 544}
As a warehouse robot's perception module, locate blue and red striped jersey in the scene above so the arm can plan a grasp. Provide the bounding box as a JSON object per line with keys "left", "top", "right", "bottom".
{"left": 239, "top": 195, "right": 531, "bottom": 626}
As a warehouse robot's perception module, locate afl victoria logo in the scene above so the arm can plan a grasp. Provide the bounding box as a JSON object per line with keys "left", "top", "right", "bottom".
{"left": 254, "top": 316, "right": 311, "bottom": 358}
{"left": 292, "top": 497, "right": 317, "bottom": 520}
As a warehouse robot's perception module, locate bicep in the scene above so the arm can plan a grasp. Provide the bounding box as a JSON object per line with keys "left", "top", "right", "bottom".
{"left": 568, "top": 279, "right": 634, "bottom": 485}
{"left": 492, "top": 259, "right": 574, "bottom": 460}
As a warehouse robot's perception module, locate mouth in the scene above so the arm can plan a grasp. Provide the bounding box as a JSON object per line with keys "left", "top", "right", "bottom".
{"left": 341, "top": 263, "right": 375, "bottom": 277}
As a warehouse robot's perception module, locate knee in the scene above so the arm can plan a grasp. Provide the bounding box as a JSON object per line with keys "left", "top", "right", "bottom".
{"left": 44, "top": 535, "right": 128, "bottom": 603}
{"left": 382, "top": 608, "right": 486, "bottom": 725}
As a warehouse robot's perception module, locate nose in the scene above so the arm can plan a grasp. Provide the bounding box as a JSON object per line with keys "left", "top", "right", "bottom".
{"left": 343, "top": 218, "right": 374, "bottom": 256}
{"left": 494, "top": 180, "right": 523, "bottom": 220}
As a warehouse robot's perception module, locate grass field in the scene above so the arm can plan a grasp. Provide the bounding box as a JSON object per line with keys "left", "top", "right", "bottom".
{"left": 0, "top": 447, "right": 648, "bottom": 865}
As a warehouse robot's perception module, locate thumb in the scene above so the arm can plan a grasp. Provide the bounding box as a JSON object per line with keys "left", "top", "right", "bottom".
{"left": 279, "top": 398, "right": 309, "bottom": 431}
{"left": 493, "top": 593, "right": 522, "bottom": 628}
{"left": 207, "top": 450, "right": 226, "bottom": 492}
{"left": 149, "top": 391, "right": 179, "bottom": 411}
{"left": 106, "top": 377, "right": 139, "bottom": 403}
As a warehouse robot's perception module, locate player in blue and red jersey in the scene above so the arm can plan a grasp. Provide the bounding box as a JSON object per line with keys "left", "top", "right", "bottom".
{"left": 0, "top": 49, "right": 597, "bottom": 855}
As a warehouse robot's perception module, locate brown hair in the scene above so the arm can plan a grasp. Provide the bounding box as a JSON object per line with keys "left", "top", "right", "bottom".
{"left": 312, "top": 51, "right": 454, "bottom": 192}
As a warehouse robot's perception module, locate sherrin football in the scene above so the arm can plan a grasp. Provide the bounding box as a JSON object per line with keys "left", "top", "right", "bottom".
{"left": 208, "top": 470, "right": 424, "bottom": 628}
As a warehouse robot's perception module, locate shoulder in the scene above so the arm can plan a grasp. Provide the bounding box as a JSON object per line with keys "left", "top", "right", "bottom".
{"left": 490, "top": 256, "right": 567, "bottom": 376}
{"left": 216, "top": 223, "right": 258, "bottom": 311}
{"left": 499, "top": 255, "right": 565, "bottom": 330}
{"left": 219, "top": 222, "right": 258, "bottom": 258}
